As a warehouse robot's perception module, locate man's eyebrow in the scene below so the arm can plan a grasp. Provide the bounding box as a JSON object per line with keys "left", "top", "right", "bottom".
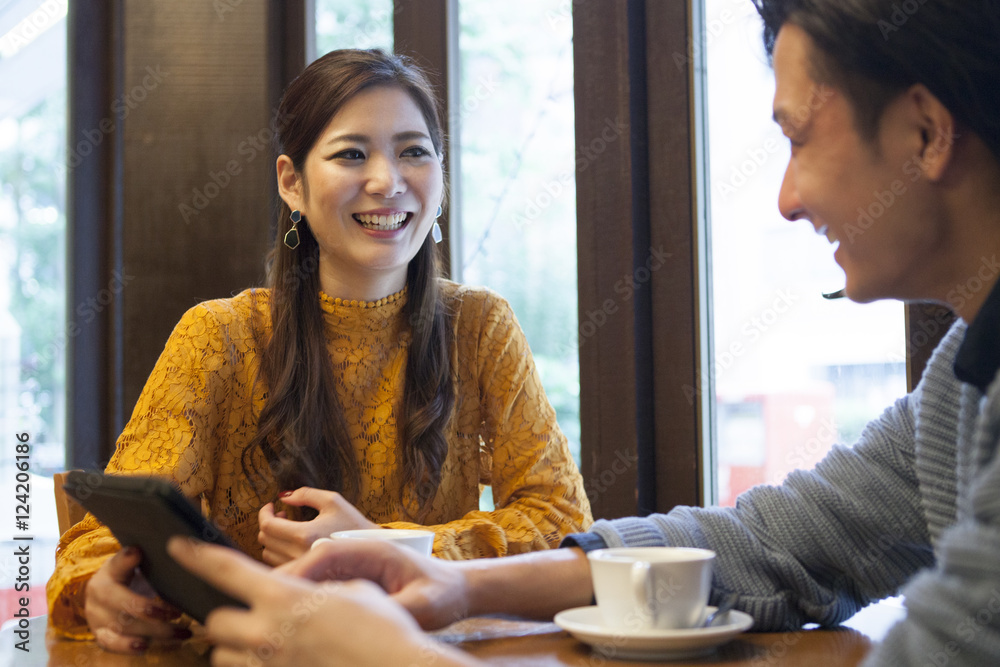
{"left": 324, "top": 131, "right": 431, "bottom": 145}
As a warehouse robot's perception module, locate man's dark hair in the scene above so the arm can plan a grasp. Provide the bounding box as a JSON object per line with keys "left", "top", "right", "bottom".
{"left": 752, "top": 0, "right": 1000, "bottom": 160}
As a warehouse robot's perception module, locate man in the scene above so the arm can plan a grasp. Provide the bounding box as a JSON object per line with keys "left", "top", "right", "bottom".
{"left": 171, "top": 1, "right": 1000, "bottom": 664}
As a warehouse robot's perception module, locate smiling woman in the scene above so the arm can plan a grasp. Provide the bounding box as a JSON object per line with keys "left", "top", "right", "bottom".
{"left": 275, "top": 85, "right": 443, "bottom": 300}
{"left": 45, "top": 49, "right": 592, "bottom": 654}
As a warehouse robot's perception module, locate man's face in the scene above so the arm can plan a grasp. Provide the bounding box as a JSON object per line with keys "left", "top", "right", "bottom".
{"left": 771, "top": 24, "right": 948, "bottom": 304}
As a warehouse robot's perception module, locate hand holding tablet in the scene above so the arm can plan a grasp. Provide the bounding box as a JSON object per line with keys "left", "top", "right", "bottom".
{"left": 62, "top": 471, "right": 247, "bottom": 624}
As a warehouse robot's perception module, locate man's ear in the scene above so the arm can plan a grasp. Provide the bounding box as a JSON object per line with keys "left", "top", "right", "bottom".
{"left": 276, "top": 154, "right": 304, "bottom": 210}
{"left": 908, "top": 83, "right": 958, "bottom": 182}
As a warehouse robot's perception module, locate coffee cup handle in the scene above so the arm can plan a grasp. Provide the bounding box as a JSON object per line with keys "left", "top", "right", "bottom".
{"left": 630, "top": 561, "right": 657, "bottom": 625}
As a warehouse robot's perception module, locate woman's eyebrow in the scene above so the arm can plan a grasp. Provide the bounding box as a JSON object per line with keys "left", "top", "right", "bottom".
{"left": 324, "top": 131, "right": 431, "bottom": 146}
{"left": 324, "top": 133, "right": 370, "bottom": 146}
{"left": 394, "top": 130, "right": 432, "bottom": 142}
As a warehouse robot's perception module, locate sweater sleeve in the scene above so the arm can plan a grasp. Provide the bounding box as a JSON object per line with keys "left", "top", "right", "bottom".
{"left": 399, "top": 293, "right": 592, "bottom": 559}
{"left": 863, "top": 384, "right": 1000, "bottom": 666}
{"left": 45, "top": 302, "right": 235, "bottom": 638}
{"left": 588, "top": 393, "right": 934, "bottom": 631}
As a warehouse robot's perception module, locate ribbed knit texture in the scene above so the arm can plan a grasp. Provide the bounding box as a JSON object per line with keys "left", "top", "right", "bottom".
{"left": 592, "top": 320, "right": 1000, "bottom": 665}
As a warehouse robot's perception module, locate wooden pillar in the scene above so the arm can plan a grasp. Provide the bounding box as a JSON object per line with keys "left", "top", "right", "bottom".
{"left": 574, "top": 0, "right": 703, "bottom": 517}
{"left": 68, "top": 0, "right": 305, "bottom": 466}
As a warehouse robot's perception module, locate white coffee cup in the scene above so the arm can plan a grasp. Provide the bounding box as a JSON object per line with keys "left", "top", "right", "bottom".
{"left": 314, "top": 528, "right": 435, "bottom": 556}
{"left": 587, "top": 547, "right": 715, "bottom": 630}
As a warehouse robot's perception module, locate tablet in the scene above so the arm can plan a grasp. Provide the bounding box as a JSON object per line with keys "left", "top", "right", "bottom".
{"left": 62, "top": 471, "right": 247, "bottom": 622}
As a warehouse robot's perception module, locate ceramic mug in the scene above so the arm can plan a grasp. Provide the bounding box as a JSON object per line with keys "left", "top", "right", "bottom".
{"left": 313, "top": 528, "right": 435, "bottom": 556}
{"left": 587, "top": 547, "right": 715, "bottom": 630}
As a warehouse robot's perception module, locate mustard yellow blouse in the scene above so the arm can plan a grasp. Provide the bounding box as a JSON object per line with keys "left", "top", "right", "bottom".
{"left": 46, "top": 280, "right": 592, "bottom": 638}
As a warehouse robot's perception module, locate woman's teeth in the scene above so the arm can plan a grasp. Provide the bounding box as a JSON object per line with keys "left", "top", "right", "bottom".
{"left": 354, "top": 212, "right": 408, "bottom": 230}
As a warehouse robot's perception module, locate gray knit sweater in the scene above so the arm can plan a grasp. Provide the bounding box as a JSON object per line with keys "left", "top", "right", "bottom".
{"left": 590, "top": 320, "right": 1000, "bottom": 665}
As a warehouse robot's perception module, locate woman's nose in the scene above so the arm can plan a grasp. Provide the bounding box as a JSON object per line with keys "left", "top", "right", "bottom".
{"left": 365, "top": 155, "right": 405, "bottom": 197}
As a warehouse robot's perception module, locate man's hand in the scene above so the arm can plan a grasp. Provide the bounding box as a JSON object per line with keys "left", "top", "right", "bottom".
{"left": 280, "top": 538, "right": 472, "bottom": 630}
{"left": 168, "top": 537, "right": 477, "bottom": 667}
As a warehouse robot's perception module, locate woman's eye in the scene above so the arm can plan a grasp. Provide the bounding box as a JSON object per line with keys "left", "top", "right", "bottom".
{"left": 401, "top": 146, "right": 432, "bottom": 158}
{"left": 333, "top": 149, "right": 364, "bottom": 160}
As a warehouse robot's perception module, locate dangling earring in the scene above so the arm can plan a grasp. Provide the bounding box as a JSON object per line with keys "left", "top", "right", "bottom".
{"left": 284, "top": 210, "right": 301, "bottom": 249}
{"left": 432, "top": 206, "right": 443, "bottom": 244}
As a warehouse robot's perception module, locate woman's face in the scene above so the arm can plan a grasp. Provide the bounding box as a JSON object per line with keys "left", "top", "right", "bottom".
{"left": 279, "top": 84, "right": 444, "bottom": 299}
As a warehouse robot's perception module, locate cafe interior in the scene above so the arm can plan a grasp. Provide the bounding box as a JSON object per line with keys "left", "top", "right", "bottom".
{"left": 0, "top": 0, "right": 968, "bottom": 665}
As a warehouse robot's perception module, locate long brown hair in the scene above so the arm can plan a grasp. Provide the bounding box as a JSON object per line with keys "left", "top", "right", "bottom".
{"left": 243, "top": 49, "right": 454, "bottom": 519}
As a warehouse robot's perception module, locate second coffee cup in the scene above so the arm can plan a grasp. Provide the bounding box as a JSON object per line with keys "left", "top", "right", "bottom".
{"left": 587, "top": 547, "right": 715, "bottom": 631}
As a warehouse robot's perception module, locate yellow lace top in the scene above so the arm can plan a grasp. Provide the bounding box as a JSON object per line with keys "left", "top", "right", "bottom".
{"left": 46, "top": 280, "right": 592, "bottom": 638}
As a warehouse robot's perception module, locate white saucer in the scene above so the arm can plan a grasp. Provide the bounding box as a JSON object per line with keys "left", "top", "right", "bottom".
{"left": 554, "top": 605, "right": 754, "bottom": 661}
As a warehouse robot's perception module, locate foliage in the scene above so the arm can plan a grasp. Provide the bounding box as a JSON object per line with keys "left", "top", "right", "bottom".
{"left": 0, "top": 90, "right": 66, "bottom": 454}
{"left": 315, "top": 0, "right": 393, "bottom": 55}
{"left": 457, "top": 1, "right": 581, "bottom": 460}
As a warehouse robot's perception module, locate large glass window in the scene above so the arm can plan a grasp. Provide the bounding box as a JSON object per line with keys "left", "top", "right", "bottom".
{"left": 456, "top": 0, "right": 580, "bottom": 464}
{"left": 0, "top": 0, "right": 67, "bottom": 617}
{"left": 705, "top": 0, "right": 907, "bottom": 506}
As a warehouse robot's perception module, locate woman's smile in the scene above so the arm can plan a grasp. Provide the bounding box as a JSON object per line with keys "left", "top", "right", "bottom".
{"left": 353, "top": 209, "right": 414, "bottom": 233}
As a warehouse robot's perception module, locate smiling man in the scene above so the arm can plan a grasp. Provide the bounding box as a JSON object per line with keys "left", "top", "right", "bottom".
{"left": 171, "top": 2, "right": 1000, "bottom": 665}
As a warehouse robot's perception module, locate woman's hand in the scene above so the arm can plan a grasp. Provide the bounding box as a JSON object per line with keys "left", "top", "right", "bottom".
{"left": 257, "top": 487, "right": 380, "bottom": 566}
{"left": 167, "top": 537, "right": 478, "bottom": 667}
{"left": 83, "top": 546, "right": 190, "bottom": 653}
{"left": 279, "top": 538, "right": 472, "bottom": 630}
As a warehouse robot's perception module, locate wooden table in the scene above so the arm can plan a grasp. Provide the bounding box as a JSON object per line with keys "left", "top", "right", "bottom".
{"left": 0, "top": 601, "right": 904, "bottom": 666}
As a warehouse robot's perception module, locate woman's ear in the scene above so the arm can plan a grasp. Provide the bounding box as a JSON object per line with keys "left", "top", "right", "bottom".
{"left": 276, "top": 155, "right": 303, "bottom": 210}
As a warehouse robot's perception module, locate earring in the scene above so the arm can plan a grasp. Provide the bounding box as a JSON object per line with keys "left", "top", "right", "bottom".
{"left": 431, "top": 205, "right": 443, "bottom": 244}
{"left": 284, "top": 209, "right": 301, "bottom": 249}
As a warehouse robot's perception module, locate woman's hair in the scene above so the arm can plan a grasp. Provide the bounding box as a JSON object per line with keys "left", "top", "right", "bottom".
{"left": 244, "top": 49, "right": 454, "bottom": 519}
{"left": 752, "top": 0, "right": 1000, "bottom": 160}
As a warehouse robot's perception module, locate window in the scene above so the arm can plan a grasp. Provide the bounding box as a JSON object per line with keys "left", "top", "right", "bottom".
{"left": 455, "top": 0, "right": 580, "bottom": 462}
{"left": 314, "top": 0, "right": 393, "bottom": 56}
{"left": 0, "top": 0, "right": 68, "bottom": 617}
{"left": 704, "top": 0, "right": 907, "bottom": 506}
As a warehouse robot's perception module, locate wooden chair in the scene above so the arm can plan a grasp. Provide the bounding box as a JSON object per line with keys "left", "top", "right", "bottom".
{"left": 53, "top": 471, "right": 88, "bottom": 535}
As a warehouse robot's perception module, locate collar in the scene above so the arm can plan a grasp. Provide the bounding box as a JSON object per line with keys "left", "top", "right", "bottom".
{"left": 954, "top": 276, "right": 1000, "bottom": 392}
{"left": 316, "top": 287, "right": 409, "bottom": 334}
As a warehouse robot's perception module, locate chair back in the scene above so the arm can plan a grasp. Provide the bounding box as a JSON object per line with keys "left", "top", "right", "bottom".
{"left": 53, "top": 471, "right": 88, "bottom": 535}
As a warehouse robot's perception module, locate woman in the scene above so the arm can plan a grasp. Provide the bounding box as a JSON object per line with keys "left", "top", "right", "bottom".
{"left": 46, "top": 49, "right": 591, "bottom": 653}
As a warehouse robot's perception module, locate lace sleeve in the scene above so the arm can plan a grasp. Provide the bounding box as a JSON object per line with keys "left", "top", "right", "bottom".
{"left": 389, "top": 293, "right": 592, "bottom": 558}
{"left": 46, "top": 301, "right": 240, "bottom": 637}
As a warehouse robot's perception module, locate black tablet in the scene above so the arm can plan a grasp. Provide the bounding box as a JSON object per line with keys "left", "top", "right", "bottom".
{"left": 62, "top": 471, "right": 247, "bottom": 623}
